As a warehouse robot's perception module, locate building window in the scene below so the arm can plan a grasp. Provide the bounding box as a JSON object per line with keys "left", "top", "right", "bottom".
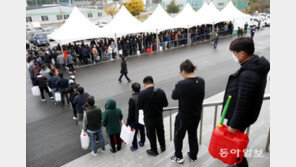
{"left": 218, "top": 2, "right": 224, "bottom": 6}
{"left": 41, "top": 16, "right": 49, "bottom": 21}
{"left": 64, "top": 15, "right": 69, "bottom": 19}
{"left": 57, "top": 15, "right": 63, "bottom": 20}
{"left": 88, "top": 13, "right": 93, "bottom": 18}
{"left": 98, "top": 13, "right": 102, "bottom": 17}
{"left": 26, "top": 17, "right": 32, "bottom": 22}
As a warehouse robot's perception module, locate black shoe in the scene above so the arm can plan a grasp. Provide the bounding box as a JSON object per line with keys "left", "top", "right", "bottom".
{"left": 118, "top": 80, "right": 122, "bottom": 83}
{"left": 110, "top": 148, "right": 116, "bottom": 153}
{"left": 146, "top": 149, "right": 158, "bottom": 156}
{"left": 187, "top": 152, "right": 197, "bottom": 162}
{"left": 161, "top": 146, "right": 166, "bottom": 153}
{"left": 128, "top": 79, "right": 132, "bottom": 83}
{"left": 138, "top": 141, "right": 144, "bottom": 147}
{"left": 117, "top": 147, "right": 121, "bottom": 151}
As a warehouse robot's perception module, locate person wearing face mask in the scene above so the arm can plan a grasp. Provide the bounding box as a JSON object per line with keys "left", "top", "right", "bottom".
{"left": 224, "top": 37, "right": 270, "bottom": 167}
{"left": 170, "top": 59, "right": 205, "bottom": 164}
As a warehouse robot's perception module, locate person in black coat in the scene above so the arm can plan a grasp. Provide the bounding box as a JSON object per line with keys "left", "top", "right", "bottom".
{"left": 118, "top": 57, "right": 131, "bottom": 83}
{"left": 171, "top": 59, "right": 205, "bottom": 163}
{"left": 222, "top": 37, "right": 270, "bottom": 167}
{"left": 127, "top": 82, "right": 146, "bottom": 151}
{"left": 73, "top": 87, "right": 90, "bottom": 127}
{"left": 66, "top": 81, "right": 80, "bottom": 120}
{"left": 56, "top": 73, "right": 69, "bottom": 106}
{"left": 34, "top": 72, "right": 53, "bottom": 101}
{"left": 138, "top": 76, "right": 168, "bottom": 156}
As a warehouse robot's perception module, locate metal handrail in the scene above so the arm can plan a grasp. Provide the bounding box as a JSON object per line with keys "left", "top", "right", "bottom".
{"left": 163, "top": 94, "right": 270, "bottom": 153}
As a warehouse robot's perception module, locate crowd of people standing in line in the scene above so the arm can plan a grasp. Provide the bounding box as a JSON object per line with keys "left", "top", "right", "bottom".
{"left": 27, "top": 24, "right": 268, "bottom": 166}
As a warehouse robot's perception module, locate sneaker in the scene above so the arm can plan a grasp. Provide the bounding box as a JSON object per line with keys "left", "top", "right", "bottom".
{"left": 146, "top": 149, "right": 158, "bottom": 156}
{"left": 187, "top": 152, "right": 197, "bottom": 162}
{"left": 110, "top": 148, "right": 116, "bottom": 153}
{"left": 73, "top": 117, "right": 77, "bottom": 120}
{"left": 50, "top": 97, "right": 54, "bottom": 100}
{"left": 91, "top": 151, "right": 98, "bottom": 156}
{"left": 138, "top": 141, "right": 144, "bottom": 147}
{"left": 41, "top": 99, "right": 45, "bottom": 102}
{"left": 170, "top": 155, "right": 184, "bottom": 164}
{"left": 130, "top": 146, "right": 138, "bottom": 151}
{"left": 128, "top": 79, "right": 132, "bottom": 83}
{"left": 100, "top": 149, "right": 105, "bottom": 153}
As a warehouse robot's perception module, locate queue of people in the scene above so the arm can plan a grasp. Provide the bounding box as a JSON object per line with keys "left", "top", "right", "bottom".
{"left": 28, "top": 36, "right": 269, "bottom": 167}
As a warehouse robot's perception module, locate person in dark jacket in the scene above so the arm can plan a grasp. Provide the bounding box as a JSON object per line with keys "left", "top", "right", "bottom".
{"left": 127, "top": 82, "right": 146, "bottom": 151}
{"left": 213, "top": 30, "right": 219, "bottom": 49}
{"left": 73, "top": 87, "right": 90, "bottom": 127}
{"left": 223, "top": 37, "right": 270, "bottom": 167}
{"left": 118, "top": 57, "right": 131, "bottom": 83}
{"left": 47, "top": 71, "right": 59, "bottom": 105}
{"left": 170, "top": 59, "right": 205, "bottom": 164}
{"left": 244, "top": 22, "right": 248, "bottom": 36}
{"left": 34, "top": 72, "right": 53, "bottom": 101}
{"left": 250, "top": 26, "right": 256, "bottom": 39}
{"left": 102, "top": 98, "right": 123, "bottom": 153}
{"left": 138, "top": 76, "right": 168, "bottom": 156}
{"left": 68, "top": 84, "right": 80, "bottom": 120}
{"left": 56, "top": 73, "right": 69, "bottom": 106}
{"left": 82, "top": 96, "right": 105, "bottom": 156}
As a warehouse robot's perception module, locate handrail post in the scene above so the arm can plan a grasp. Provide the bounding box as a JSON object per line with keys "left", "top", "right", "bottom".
{"left": 170, "top": 110, "right": 172, "bottom": 141}
{"left": 199, "top": 108, "right": 203, "bottom": 145}
{"left": 265, "top": 128, "right": 270, "bottom": 153}
{"left": 213, "top": 105, "right": 218, "bottom": 130}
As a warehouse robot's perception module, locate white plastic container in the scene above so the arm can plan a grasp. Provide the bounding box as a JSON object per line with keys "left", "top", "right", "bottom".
{"left": 55, "top": 92, "right": 61, "bottom": 101}
{"left": 80, "top": 130, "right": 90, "bottom": 149}
{"left": 31, "top": 86, "right": 40, "bottom": 96}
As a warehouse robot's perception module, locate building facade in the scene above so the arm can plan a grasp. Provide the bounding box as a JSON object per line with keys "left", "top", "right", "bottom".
{"left": 26, "top": 5, "right": 106, "bottom": 26}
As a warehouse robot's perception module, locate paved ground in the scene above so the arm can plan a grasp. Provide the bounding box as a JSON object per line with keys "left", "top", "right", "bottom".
{"left": 26, "top": 28, "right": 270, "bottom": 167}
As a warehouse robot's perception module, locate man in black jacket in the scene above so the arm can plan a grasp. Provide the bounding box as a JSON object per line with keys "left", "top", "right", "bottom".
{"left": 223, "top": 37, "right": 270, "bottom": 167}
{"left": 48, "top": 72, "right": 59, "bottom": 105}
{"left": 138, "top": 76, "right": 168, "bottom": 156}
{"left": 56, "top": 73, "right": 69, "bottom": 106}
{"left": 118, "top": 57, "right": 131, "bottom": 83}
{"left": 35, "top": 72, "right": 53, "bottom": 101}
{"left": 170, "top": 59, "right": 205, "bottom": 164}
{"left": 73, "top": 87, "right": 90, "bottom": 127}
{"left": 127, "top": 82, "right": 146, "bottom": 151}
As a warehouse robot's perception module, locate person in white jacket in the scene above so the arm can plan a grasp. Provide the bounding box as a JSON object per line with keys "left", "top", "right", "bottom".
{"left": 108, "top": 45, "right": 113, "bottom": 60}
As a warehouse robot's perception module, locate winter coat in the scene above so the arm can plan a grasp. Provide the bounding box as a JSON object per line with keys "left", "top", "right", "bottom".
{"left": 73, "top": 92, "right": 90, "bottom": 114}
{"left": 120, "top": 60, "right": 128, "bottom": 74}
{"left": 222, "top": 55, "right": 270, "bottom": 130}
{"left": 47, "top": 75, "right": 59, "bottom": 89}
{"left": 34, "top": 75, "right": 48, "bottom": 88}
{"left": 127, "top": 93, "right": 139, "bottom": 125}
{"left": 57, "top": 54, "right": 65, "bottom": 65}
{"left": 102, "top": 98, "right": 123, "bottom": 135}
{"left": 40, "top": 68, "right": 51, "bottom": 79}
{"left": 67, "top": 54, "right": 75, "bottom": 65}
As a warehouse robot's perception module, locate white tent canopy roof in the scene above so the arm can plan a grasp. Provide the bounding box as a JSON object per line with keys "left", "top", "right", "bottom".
{"left": 174, "top": 3, "right": 198, "bottom": 28}
{"left": 195, "top": 1, "right": 220, "bottom": 25}
{"left": 99, "top": 6, "right": 143, "bottom": 38}
{"left": 140, "top": 4, "right": 178, "bottom": 33}
{"left": 47, "top": 6, "right": 103, "bottom": 45}
{"left": 217, "top": 1, "right": 251, "bottom": 22}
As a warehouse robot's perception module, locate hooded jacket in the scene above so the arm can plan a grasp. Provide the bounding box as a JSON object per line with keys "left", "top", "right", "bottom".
{"left": 222, "top": 55, "right": 270, "bottom": 130}
{"left": 102, "top": 98, "right": 123, "bottom": 135}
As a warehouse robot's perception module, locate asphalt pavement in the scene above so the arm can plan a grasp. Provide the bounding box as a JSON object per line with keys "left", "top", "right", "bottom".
{"left": 26, "top": 28, "right": 270, "bottom": 167}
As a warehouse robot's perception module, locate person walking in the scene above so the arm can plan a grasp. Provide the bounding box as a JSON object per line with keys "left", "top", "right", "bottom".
{"left": 47, "top": 71, "right": 59, "bottom": 105}
{"left": 250, "top": 26, "right": 256, "bottom": 39}
{"left": 244, "top": 22, "right": 248, "bottom": 36}
{"left": 34, "top": 72, "right": 53, "bottom": 101}
{"left": 82, "top": 96, "right": 105, "bottom": 156}
{"left": 127, "top": 82, "right": 146, "bottom": 151}
{"left": 138, "top": 76, "right": 168, "bottom": 156}
{"left": 225, "top": 37, "right": 270, "bottom": 167}
{"left": 102, "top": 98, "right": 123, "bottom": 153}
{"left": 170, "top": 59, "right": 205, "bottom": 164}
{"left": 56, "top": 73, "right": 69, "bottom": 106}
{"left": 73, "top": 87, "right": 90, "bottom": 127}
{"left": 118, "top": 57, "right": 131, "bottom": 83}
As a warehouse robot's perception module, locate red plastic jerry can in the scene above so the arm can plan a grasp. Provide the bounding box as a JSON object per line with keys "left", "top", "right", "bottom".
{"left": 208, "top": 96, "right": 249, "bottom": 165}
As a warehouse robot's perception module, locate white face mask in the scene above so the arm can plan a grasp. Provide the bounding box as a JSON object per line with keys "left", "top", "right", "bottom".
{"left": 232, "top": 54, "right": 239, "bottom": 63}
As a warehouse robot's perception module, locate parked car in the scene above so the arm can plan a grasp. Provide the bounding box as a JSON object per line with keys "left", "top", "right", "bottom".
{"left": 29, "top": 31, "right": 49, "bottom": 47}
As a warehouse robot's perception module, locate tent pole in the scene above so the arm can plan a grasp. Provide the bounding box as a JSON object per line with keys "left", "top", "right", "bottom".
{"left": 187, "top": 25, "right": 190, "bottom": 45}
{"left": 156, "top": 29, "right": 159, "bottom": 52}
{"left": 114, "top": 33, "right": 119, "bottom": 58}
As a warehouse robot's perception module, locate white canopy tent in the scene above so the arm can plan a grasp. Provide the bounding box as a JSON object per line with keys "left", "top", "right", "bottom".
{"left": 217, "top": 1, "right": 251, "bottom": 23}
{"left": 99, "top": 6, "right": 143, "bottom": 39}
{"left": 174, "top": 3, "right": 198, "bottom": 28}
{"left": 195, "top": 1, "right": 221, "bottom": 25}
{"left": 47, "top": 6, "right": 103, "bottom": 45}
{"left": 140, "top": 4, "right": 178, "bottom": 33}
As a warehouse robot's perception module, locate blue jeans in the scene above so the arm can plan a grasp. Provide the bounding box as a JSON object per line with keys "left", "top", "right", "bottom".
{"left": 51, "top": 88, "right": 57, "bottom": 104}
{"left": 87, "top": 128, "right": 105, "bottom": 154}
